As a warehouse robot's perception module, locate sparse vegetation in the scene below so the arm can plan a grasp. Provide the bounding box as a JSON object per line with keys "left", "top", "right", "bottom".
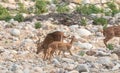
{"left": 14, "top": 13, "right": 24, "bottom": 22}
{"left": 0, "top": 4, "right": 11, "bottom": 21}
{"left": 107, "top": 44, "right": 114, "bottom": 50}
{"left": 18, "top": 2, "right": 27, "bottom": 13}
{"left": 107, "top": 2, "right": 120, "bottom": 16}
{"left": 93, "top": 17, "right": 108, "bottom": 25}
{"left": 35, "top": 22, "right": 42, "bottom": 29}
{"left": 35, "top": 0, "right": 48, "bottom": 14}
{"left": 56, "top": 3, "right": 69, "bottom": 13}
{"left": 76, "top": 4, "right": 103, "bottom": 15}
{"left": 80, "top": 17, "right": 87, "bottom": 26}
{"left": 79, "top": 51, "right": 85, "bottom": 56}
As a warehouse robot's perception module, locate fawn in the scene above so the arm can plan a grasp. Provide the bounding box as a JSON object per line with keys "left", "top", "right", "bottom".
{"left": 47, "top": 36, "right": 77, "bottom": 59}
{"left": 36, "top": 31, "right": 66, "bottom": 60}
{"left": 103, "top": 25, "right": 120, "bottom": 47}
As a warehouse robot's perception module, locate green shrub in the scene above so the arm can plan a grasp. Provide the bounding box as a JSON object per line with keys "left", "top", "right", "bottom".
{"left": 35, "top": 0, "right": 48, "bottom": 14}
{"left": 0, "top": 4, "right": 11, "bottom": 21}
{"left": 18, "top": 2, "right": 27, "bottom": 13}
{"left": 14, "top": 13, "right": 24, "bottom": 22}
{"left": 79, "top": 51, "right": 85, "bottom": 56}
{"left": 35, "top": 22, "right": 42, "bottom": 29}
{"left": 93, "top": 17, "right": 108, "bottom": 25}
{"left": 56, "top": 3, "right": 69, "bottom": 13}
{"left": 107, "top": 44, "right": 114, "bottom": 50}
{"left": 80, "top": 17, "right": 87, "bottom": 26}
{"left": 76, "top": 4, "right": 103, "bottom": 15}
{"left": 107, "top": 2, "right": 120, "bottom": 16}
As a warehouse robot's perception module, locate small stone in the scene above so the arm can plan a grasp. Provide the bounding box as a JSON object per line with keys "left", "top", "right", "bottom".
{"left": 52, "top": 59, "right": 61, "bottom": 67}
{"left": 75, "top": 64, "right": 89, "bottom": 72}
{"left": 33, "top": 67, "right": 43, "bottom": 72}
{"left": 10, "top": 29, "right": 20, "bottom": 36}
{"left": 62, "top": 58, "right": 74, "bottom": 63}
{"left": 110, "top": 53, "right": 119, "bottom": 60}
{"left": 69, "top": 70, "right": 79, "bottom": 73}
{"left": 77, "top": 29, "right": 92, "bottom": 37}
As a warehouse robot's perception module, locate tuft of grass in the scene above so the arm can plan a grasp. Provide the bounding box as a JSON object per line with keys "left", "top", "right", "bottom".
{"left": 14, "top": 13, "right": 24, "bottom": 22}
{"left": 93, "top": 17, "right": 108, "bottom": 26}
{"left": 0, "top": 4, "right": 11, "bottom": 21}
{"left": 18, "top": 2, "right": 27, "bottom": 13}
{"left": 106, "top": 2, "right": 120, "bottom": 16}
{"left": 107, "top": 44, "right": 114, "bottom": 50}
{"left": 56, "top": 3, "right": 69, "bottom": 13}
{"left": 79, "top": 51, "right": 85, "bottom": 56}
{"left": 76, "top": 4, "right": 103, "bottom": 15}
{"left": 80, "top": 17, "right": 87, "bottom": 26}
{"left": 35, "top": 22, "right": 42, "bottom": 29}
{"left": 35, "top": 0, "right": 48, "bottom": 14}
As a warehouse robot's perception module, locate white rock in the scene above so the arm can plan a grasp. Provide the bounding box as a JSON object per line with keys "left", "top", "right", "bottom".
{"left": 77, "top": 29, "right": 92, "bottom": 37}
{"left": 33, "top": 67, "right": 43, "bottom": 72}
{"left": 69, "top": 25, "right": 79, "bottom": 32}
{"left": 75, "top": 64, "right": 89, "bottom": 72}
{"left": 69, "top": 70, "right": 79, "bottom": 73}
{"left": 97, "top": 57, "right": 113, "bottom": 66}
{"left": 52, "top": 59, "right": 61, "bottom": 67}
{"left": 23, "top": 68, "right": 30, "bottom": 73}
{"left": 110, "top": 53, "right": 119, "bottom": 60}
{"left": 15, "top": 69, "right": 24, "bottom": 73}
{"left": 10, "top": 29, "right": 20, "bottom": 36}
{"left": 62, "top": 58, "right": 74, "bottom": 63}
{"left": 78, "top": 42, "right": 93, "bottom": 50}
{"left": 112, "top": 63, "right": 120, "bottom": 70}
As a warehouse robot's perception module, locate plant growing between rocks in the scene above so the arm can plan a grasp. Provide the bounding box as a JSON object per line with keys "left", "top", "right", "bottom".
{"left": 35, "top": 22, "right": 42, "bottom": 29}
{"left": 106, "top": 1, "right": 120, "bottom": 16}
{"left": 0, "top": 4, "right": 11, "bottom": 21}
{"left": 107, "top": 44, "right": 114, "bottom": 50}
{"left": 93, "top": 17, "right": 108, "bottom": 26}
{"left": 76, "top": 4, "right": 103, "bottom": 15}
{"left": 18, "top": 2, "right": 27, "bottom": 13}
{"left": 56, "top": 3, "right": 69, "bottom": 13}
{"left": 35, "top": 0, "right": 48, "bottom": 14}
{"left": 14, "top": 13, "right": 24, "bottom": 22}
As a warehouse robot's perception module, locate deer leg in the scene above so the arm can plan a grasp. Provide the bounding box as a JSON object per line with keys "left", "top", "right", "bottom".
{"left": 104, "top": 36, "right": 113, "bottom": 47}
{"left": 58, "top": 50, "right": 61, "bottom": 56}
{"left": 43, "top": 49, "right": 48, "bottom": 60}
{"left": 69, "top": 50, "right": 73, "bottom": 56}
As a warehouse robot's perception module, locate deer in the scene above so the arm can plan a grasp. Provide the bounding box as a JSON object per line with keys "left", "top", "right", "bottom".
{"left": 47, "top": 36, "right": 77, "bottom": 59}
{"left": 103, "top": 25, "right": 120, "bottom": 47}
{"left": 36, "top": 31, "right": 66, "bottom": 60}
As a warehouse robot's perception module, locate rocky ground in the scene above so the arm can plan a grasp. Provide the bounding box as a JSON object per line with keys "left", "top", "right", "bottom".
{"left": 0, "top": 19, "right": 120, "bottom": 73}
{"left": 0, "top": 0, "right": 120, "bottom": 73}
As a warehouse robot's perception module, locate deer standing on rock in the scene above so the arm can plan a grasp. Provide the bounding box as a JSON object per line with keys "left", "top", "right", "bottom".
{"left": 36, "top": 31, "right": 66, "bottom": 60}
{"left": 103, "top": 25, "right": 120, "bottom": 47}
{"left": 47, "top": 36, "right": 77, "bottom": 59}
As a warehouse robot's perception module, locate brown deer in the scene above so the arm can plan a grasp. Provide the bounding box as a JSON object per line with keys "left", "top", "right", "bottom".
{"left": 103, "top": 25, "right": 120, "bottom": 47}
{"left": 36, "top": 31, "right": 66, "bottom": 60}
{"left": 47, "top": 36, "right": 77, "bottom": 59}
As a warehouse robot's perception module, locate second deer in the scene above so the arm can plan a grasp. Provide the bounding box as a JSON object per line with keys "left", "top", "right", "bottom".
{"left": 47, "top": 36, "right": 77, "bottom": 59}
{"left": 103, "top": 25, "right": 120, "bottom": 47}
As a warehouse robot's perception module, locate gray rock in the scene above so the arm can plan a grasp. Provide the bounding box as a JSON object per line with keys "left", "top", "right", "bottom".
{"left": 75, "top": 64, "right": 89, "bottom": 72}
{"left": 69, "top": 70, "right": 79, "bottom": 73}
{"left": 112, "top": 63, "right": 120, "bottom": 70}
{"left": 97, "top": 57, "right": 113, "bottom": 68}
{"left": 10, "top": 29, "right": 20, "bottom": 36}
{"left": 79, "top": 42, "right": 93, "bottom": 50}
{"left": 33, "top": 67, "right": 43, "bottom": 72}
{"left": 62, "top": 58, "right": 74, "bottom": 63}
{"left": 77, "top": 28, "right": 92, "bottom": 37}
{"left": 52, "top": 59, "right": 61, "bottom": 67}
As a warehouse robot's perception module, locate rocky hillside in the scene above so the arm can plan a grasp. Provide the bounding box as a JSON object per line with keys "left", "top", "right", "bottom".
{"left": 0, "top": 0, "right": 120, "bottom": 73}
